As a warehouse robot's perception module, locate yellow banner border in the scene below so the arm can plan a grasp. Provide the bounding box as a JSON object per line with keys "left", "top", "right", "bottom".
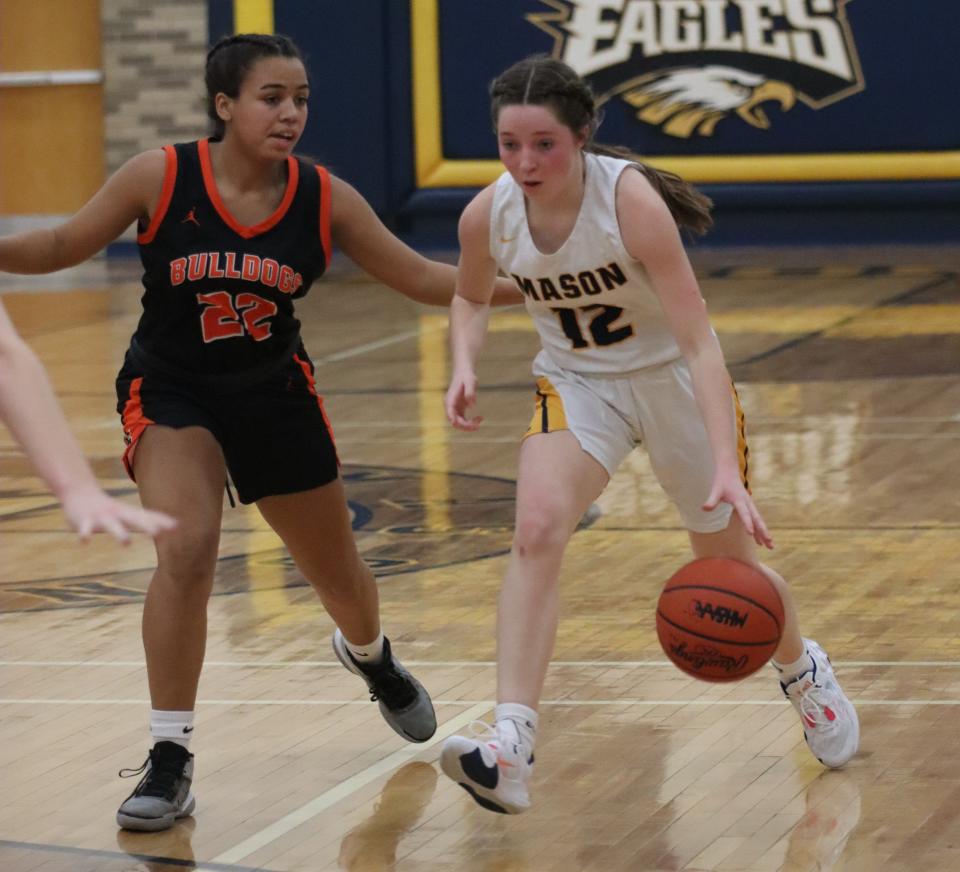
{"left": 233, "top": 0, "right": 274, "bottom": 35}
{"left": 411, "top": 0, "right": 960, "bottom": 187}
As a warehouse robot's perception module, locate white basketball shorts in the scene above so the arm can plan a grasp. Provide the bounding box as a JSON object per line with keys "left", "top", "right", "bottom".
{"left": 523, "top": 350, "right": 749, "bottom": 533}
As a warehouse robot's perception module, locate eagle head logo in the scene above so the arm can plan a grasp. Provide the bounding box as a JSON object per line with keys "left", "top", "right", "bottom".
{"left": 622, "top": 66, "right": 797, "bottom": 138}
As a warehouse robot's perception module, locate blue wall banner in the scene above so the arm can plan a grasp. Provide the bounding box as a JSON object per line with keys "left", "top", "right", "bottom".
{"left": 210, "top": 1, "right": 959, "bottom": 245}
{"left": 414, "top": 0, "right": 959, "bottom": 186}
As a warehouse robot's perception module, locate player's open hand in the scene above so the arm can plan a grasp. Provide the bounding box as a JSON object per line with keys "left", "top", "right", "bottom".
{"left": 61, "top": 486, "right": 177, "bottom": 544}
{"left": 445, "top": 370, "right": 483, "bottom": 431}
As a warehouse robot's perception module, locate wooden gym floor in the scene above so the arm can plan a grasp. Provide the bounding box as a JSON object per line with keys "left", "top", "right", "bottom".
{"left": 0, "top": 245, "right": 958, "bottom": 871}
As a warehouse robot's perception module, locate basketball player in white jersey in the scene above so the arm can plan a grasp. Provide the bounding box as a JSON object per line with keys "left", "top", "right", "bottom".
{"left": 440, "top": 55, "right": 859, "bottom": 814}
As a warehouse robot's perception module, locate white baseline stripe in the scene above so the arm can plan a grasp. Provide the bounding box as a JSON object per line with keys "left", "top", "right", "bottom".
{"left": 2, "top": 659, "right": 960, "bottom": 668}
{"left": 0, "top": 698, "right": 957, "bottom": 707}
{"left": 312, "top": 328, "right": 426, "bottom": 365}
{"left": 200, "top": 701, "right": 491, "bottom": 868}
{"left": 350, "top": 434, "right": 960, "bottom": 442}
{"left": 337, "top": 437, "right": 523, "bottom": 443}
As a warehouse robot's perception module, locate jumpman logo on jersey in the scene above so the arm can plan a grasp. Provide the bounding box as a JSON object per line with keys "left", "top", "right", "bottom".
{"left": 181, "top": 208, "right": 200, "bottom": 227}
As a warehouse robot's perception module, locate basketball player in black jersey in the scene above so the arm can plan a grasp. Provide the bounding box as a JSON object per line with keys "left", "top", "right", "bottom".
{"left": 0, "top": 33, "right": 521, "bottom": 832}
{"left": 0, "top": 299, "right": 175, "bottom": 542}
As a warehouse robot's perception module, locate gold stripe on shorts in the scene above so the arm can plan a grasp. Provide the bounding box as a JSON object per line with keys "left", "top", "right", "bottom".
{"left": 731, "top": 381, "right": 750, "bottom": 492}
{"left": 523, "top": 376, "right": 568, "bottom": 439}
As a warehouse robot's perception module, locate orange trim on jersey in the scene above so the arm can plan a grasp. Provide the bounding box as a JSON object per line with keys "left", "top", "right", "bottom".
{"left": 197, "top": 138, "right": 299, "bottom": 239}
{"left": 137, "top": 145, "right": 178, "bottom": 244}
{"left": 293, "top": 354, "right": 340, "bottom": 465}
{"left": 731, "top": 382, "right": 751, "bottom": 493}
{"left": 119, "top": 377, "right": 156, "bottom": 480}
{"left": 316, "top": 164, "right": 332, "bottom": 267}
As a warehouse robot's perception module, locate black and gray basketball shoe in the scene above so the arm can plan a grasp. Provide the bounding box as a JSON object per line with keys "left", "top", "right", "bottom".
{"left": 116, "top": 741, "right": 196, "bottom": 831}
{"left": 333, "top": 630, "right": 437, "bottom": 742}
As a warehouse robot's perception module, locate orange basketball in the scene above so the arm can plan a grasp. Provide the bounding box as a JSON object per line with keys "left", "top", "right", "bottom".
{"left": 656, "top": 557, "right": 784, "bottom": 682}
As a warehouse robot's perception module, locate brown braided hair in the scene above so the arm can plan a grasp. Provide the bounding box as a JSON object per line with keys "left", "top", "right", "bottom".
{"left": 205, "top": 33, "right": 305, "bottom": 140}
{"left": 490, "top": 55, "right": 713, "bottom": 235}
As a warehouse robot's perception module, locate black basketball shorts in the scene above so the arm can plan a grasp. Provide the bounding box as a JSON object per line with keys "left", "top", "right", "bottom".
{"left": 115, "top": 349, "right": 340, "bottom": 504}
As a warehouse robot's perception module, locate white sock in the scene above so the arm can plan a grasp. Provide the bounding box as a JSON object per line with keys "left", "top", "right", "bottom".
{"left": 495, "top": 702, "right": 538, "bottom": 753}
{"left": 772, "top": 648, "right": 814, "bottom": 682}
{"left": 343, "top": 630, "right": 385, "bottom": 664}
{"left": 150, "top": 709, "right": 195, "bottom": 750}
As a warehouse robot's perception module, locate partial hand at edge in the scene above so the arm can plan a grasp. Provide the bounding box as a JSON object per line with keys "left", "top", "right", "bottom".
{"left": 61, "top": 486, "right": 177, "bottom": 544}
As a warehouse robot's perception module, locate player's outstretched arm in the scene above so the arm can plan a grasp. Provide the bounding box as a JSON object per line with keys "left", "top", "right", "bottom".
{"left": 445, "top": 188, "right": 499, "bottom": 431}
{"left": 0, "top": 301, "right": 176, "bottom": 543}
{"left": 328, "top": 175, "right": 522, "bottom": 307}
{"left": 0, "top": 150, "right": 166, "bottom": 274}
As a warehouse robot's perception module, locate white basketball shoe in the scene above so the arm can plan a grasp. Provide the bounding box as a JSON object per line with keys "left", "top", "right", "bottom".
{"left": 780, "top": 639, "right": 859, "bottom": 768}
{"left": 440, "top": 720, "right": 534, "bottom": 814}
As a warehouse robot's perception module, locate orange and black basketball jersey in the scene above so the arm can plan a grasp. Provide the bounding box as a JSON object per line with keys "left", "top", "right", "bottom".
{"left": 131, "top": 138, "right": 332, "bottom": 386}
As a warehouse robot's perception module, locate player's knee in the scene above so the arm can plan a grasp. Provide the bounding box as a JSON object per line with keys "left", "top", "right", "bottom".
{"left": 155, "top": 527, "right": 220, "bottom": 587}
{"left": 513, "top": 509, "right": 570, "bottom": 558}
{"left": 757, "top": 562, "right": 790, "bottom": 596}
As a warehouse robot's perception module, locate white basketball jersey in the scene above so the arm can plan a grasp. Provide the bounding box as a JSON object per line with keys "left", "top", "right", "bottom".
{"left": 490, "top": 152, "right": 682, "bottom": 374}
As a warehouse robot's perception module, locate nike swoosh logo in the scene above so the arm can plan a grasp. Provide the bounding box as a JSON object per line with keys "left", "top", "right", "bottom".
{"left": 182, "top": 726, "right": 194, "bottom": 734}
{"left": 461, "top": 748, "right": 498, "bottom": 789}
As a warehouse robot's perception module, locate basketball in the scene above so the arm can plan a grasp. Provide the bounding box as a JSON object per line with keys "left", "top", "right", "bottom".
{"left": 656, "top": 557, "right": 784, "bottom": 682}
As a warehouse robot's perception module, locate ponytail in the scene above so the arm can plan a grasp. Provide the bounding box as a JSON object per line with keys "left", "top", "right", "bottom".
{"left": 588, "top": 142, "right": 713, "bottom": 236}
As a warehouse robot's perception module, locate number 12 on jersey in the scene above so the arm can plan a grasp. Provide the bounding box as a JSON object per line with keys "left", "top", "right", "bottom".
{"left": 551, "top": 304, "right": 635, "bottom": 349}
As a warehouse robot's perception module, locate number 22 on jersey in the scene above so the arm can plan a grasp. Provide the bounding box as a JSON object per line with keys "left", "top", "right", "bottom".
{"left": 197, "top": 291, "right": 278, "bottom": 343}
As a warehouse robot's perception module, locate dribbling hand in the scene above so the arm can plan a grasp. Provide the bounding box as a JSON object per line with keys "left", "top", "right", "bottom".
{"left": 703, "top": 475, "right": 773, "bottom": 550}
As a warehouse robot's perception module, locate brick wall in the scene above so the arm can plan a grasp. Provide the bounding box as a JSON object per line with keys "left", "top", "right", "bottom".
{"left": 101, "top": 0, "right": 209, "bottom": 175}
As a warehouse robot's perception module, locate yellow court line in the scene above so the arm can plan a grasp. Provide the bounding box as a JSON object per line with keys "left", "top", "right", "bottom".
{"left": 817, "top": 266, "right": 879, "bottom": 279}
{"left": 892, "top": 266, "right": 951, "bottom": 276}
{"left": 231, "top": 0, "right": 294, "bottom": 624}
{"left": 490, "top": 307, "right": 960, "bottom": 336}
{"left": 0, "top": 496, "right": 58, "bottom": 518}
{"left": 705, "top": 266, "right": 943, "bottom": 280}
{"left": 490, "top": 308, "right": 863, "bottom": 334}
{"left": 720, "top": 267, "right": 790, "bottom": 279}
{"left": 716, "top": 266, "right": 888, "bottom": 280}
{"left": 409, "top": 0, "right": 960, "bottom": 186}
{"left": 824, "top": 305, "right": 960, "bottom": 338}
{"left": 488, "top": 312, "right": 535, "bottom": 333}
{"left": 244, "top": 524, "right": 295, "bottom": 631}
{"left": 709, "top": 307, "right": 863, "bottom": 334}
{"left": 418, "top": 314, "right": 452, "bottom": 532}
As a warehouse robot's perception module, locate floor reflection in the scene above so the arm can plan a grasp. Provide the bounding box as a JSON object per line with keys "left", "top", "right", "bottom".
{"left": 785, "top": 772, "right": 862, "bottom": 870}
{"left": 338, "top": 761, "right": 439, "bottom": 871}
{"left": 116, "top": 816, "right": 196, "bottom": 871}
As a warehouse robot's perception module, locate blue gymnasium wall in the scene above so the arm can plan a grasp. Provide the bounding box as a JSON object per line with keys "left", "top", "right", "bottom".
{"left": 212, "top": 1, "right": 960, "bottom": 247}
